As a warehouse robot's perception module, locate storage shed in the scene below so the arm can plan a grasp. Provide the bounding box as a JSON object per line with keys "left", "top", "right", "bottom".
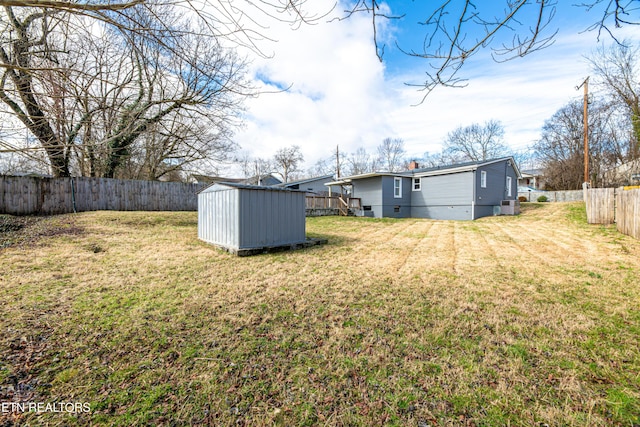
{"left": 198, "top": 182, "right": 307, "bottom": 255}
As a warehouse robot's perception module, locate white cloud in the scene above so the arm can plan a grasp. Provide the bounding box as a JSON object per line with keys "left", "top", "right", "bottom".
{"left": 233, "top": 3, "right": 395, "bottom": 171}
{"left": 232, "top": 2, "right": 640, "bottom": 175}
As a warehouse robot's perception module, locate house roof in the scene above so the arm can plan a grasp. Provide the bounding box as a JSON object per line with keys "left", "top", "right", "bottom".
{"left": 605, "top": 158, "right": 640, "bottom": 174}
{"left": 325, "top": 157, "right": 521, "bottom": 186}
{"left": 325, "top": 172, "right": 401, "bottom": 186}
{"left": 275, "top": 174, "right": 335, "bottom": 188}
{"left": 520, "top": 168, "right": 544, "bottom": 177}
{"left": 191, "top": 174, "right": 243, "bottom": 184}
{"left": 240, "top": 174, "right": 282, "bottom": 186}
{"left": 411, "top": 157, "right": 521, "bottom": 178}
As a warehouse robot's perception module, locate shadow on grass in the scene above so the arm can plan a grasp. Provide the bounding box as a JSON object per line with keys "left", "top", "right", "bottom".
{"left": 305, "top": 231, "right": 360, "bottom": 247}
{"left": 519, "top": 202, "right": 547, "bottom": 214}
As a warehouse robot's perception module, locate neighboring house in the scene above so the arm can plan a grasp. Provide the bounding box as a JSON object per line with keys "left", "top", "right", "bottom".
{"left": 603, "top": 158, "right": 640, "bottom": 186}
{"left": 326, "top": 157, "right": 521, "bottom": 220}
{"left": 518, "top": 168, "right": 545, "bottom": 190}
{"left": 191, "top": 174, "right": 243, "bottom": 185}
{"left": 275, "top": 174, "right": 340, "bottom": 195}
{"left": 241, "top": 174, "right": 282, "bottom": 187}
{"left": 191, "top": 174, "right": 282, "bottom": 186}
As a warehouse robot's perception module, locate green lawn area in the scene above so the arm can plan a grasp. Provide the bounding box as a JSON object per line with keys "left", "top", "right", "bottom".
{"left": 1, "top": 202, "right": 639, "bottom": 426}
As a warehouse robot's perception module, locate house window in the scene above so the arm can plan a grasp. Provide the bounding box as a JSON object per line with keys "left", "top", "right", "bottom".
{"left": 394, "top": 206, "right": 400, "bottom": 213}
{"left": 394, "top": 177, "right": 402, "bottom": 198}
{"left": 506, "top": 176, "right": 512, "bottom": 197}
{"left": 412, "top": 177, "right": 421, "bottom": 191}
{"left": 363, "top": 205, "right": 372, "bottom": 211}
{"left": 481, "top": 171, "right": 487, "bottom": 188}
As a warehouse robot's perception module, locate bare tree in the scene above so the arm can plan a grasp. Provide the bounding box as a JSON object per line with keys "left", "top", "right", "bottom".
{"left": 346, "top": 1, "right": 639, "bottom": 99}
{"left": 418, "top": 151, "right": 452, "bottom": 168}
{"left": 117, "top": 118, "right": 235, "bottom": 181}
{"left": 347, "top": 147, "right": 378, "bottom": 175}
{"left": 588, "top": 41, "right": 640, "bottom": 157}
{"left": 534, "top": 99, "right": 631, "bottom": 189}
{"left": 443, "top": 120, "right": 508, "bottom": 162}
{"left": 4, "top": 2, "right": 638, "bottom": 176}
{"left": 0, "top": 5, "right": 246, "bottom": 177}
{"left": 309, "top": 157, "right": 334, "bottom": 177}
{"left": 377, "top": 137, "right": 405, "bottom": 172}
{"left": 273, "top": 145, "right": 304, "bottom": 183}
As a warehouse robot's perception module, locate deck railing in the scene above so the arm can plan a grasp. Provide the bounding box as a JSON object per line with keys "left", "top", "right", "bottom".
{"left": 305, "top": 196, "right": 361, "bottom": 215}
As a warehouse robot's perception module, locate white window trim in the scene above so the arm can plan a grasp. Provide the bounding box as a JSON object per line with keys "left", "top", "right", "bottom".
{"left": 394, "top": 177, "right": 402, "bottom": 198}
{"left": 506, "top": 176, "right": 512, "bottom": 197}
{"left": 412, "top": 177, "right": 421, "bottom": 191}
{"left": 480, "top": 170, "right": 487, "bottom": 188}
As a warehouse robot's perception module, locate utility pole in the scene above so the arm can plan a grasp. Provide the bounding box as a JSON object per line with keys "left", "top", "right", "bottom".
{"left": 335, "top": 145, "right": 340, "bottom": 178}
{"left": 577, "top": 77, "right": 590, "bottom": 187}
{"left": 255, "top": 160, "right": 260, "bottom": 186}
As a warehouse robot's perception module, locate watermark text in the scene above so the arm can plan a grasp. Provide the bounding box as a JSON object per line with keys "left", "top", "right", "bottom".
{"left": 1, "top": 402, "right": 90, "bottom": 414}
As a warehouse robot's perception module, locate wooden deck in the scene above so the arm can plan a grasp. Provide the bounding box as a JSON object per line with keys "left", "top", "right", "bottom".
{"left": 305, "top": 196, "right": 361, "bottom": 216}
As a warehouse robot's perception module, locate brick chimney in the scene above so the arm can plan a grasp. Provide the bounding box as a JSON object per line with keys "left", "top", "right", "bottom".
{"left": 408, "top": 160, "right": 420, "bottom": 170}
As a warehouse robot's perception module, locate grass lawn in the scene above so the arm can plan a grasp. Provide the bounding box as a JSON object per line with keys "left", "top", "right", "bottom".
{"left": 1, "top": 202, "right": 639, "bottom": 426}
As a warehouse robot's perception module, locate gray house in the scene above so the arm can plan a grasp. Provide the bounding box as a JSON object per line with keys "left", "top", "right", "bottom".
{"left": 327, "top": 157, "right": 521, "bottom": 220}
{"left": 198, "top": 182, "right": 306, "bottom": 254}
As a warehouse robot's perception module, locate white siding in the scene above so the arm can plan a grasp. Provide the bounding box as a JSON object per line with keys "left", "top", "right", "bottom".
{"left": 198, "top": 187, "right": 240, "bottom": 249}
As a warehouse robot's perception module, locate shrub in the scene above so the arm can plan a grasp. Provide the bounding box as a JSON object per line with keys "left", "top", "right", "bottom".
{"left": 537, "top": 195, "right": 548, "bottom": 202}
{"left": 518, "top": 196, "right": 527, "bottom": 202}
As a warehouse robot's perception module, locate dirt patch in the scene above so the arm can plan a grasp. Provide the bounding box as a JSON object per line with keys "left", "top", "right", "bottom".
{"left": 0, "top": 214, "right": 83, "bottom": 249}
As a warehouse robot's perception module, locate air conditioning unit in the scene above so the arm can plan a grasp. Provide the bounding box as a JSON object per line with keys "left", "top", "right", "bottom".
{"left": 501, "top": 199, "right": 520, "bottom": 215}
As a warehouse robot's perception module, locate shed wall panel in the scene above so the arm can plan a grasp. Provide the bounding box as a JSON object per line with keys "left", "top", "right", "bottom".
{"left": 198, "top": 188, "right": 240, "bottom": 249}
{"left": 238, "top": 189, "right": 305, "bottom": 249}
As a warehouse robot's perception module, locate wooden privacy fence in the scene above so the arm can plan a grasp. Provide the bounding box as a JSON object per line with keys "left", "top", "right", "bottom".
{"left": 585, "top": 187, "right": 640, "bottom": 239}
{"left": 585, "top": 188, "right": 616, "bottom": 225}
{"left": 616, "top": 189, "right": 640, "bottom": 239}
{"left": 0, "top": 175, "right": 206, "bottom": 215}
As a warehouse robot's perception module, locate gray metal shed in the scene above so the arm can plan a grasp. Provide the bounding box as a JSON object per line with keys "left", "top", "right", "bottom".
{"left": 198, "top": 182, "right": 307, "bottom": 255}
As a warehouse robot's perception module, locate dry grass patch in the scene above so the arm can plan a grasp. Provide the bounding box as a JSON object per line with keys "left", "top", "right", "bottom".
{"left": 1, "top": 203, "right": 639, "bottom": 426}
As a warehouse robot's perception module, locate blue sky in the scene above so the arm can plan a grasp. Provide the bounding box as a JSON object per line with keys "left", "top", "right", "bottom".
{"left": 231, "top": 1, "right": 639, "bottom": 174}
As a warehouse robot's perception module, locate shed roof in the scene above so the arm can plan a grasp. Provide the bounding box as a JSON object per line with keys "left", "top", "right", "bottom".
{"left": 198, "top": 181, "right": 306, "bottom": 194}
